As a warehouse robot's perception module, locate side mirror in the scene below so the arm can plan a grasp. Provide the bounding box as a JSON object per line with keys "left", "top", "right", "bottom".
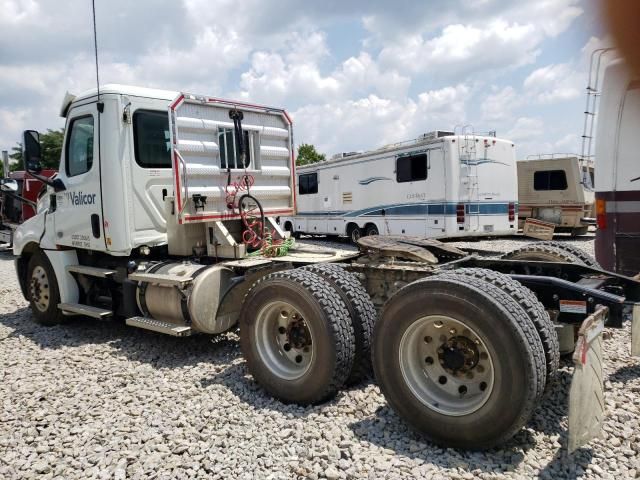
{"left": 0, "top": 178, "right": 19, "bottom": 192}
{"left": 22, "top": 130, "right": 42, "bottom": 173}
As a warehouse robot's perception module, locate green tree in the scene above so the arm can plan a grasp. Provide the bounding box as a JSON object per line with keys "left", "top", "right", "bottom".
{"left": 296, "top": 143, "right": 326, "bottom": 166}
{"left": 9, "top": 128, "right": 64, "bottom": 170}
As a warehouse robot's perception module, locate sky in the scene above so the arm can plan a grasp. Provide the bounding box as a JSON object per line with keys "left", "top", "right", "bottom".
{"left": 0, "top": 0, "right": 613, "bottom": 161}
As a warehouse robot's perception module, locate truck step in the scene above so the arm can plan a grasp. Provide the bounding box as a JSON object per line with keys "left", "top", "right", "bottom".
{"left": 67, "top": 265, "right": 116, "bottom": 278}
{"left": 128, "top": 272, "right": 193, "bottom": 287}
{"left": 126, "top": 316, "right": 192, "bottom": 337}
{"left": 58, "top": 303, "right": 113, "bottom": 319}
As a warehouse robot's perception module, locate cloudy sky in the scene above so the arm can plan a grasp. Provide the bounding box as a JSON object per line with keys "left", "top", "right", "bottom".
{"left": 0, "top": 0, "right": 611, "bottom": 160}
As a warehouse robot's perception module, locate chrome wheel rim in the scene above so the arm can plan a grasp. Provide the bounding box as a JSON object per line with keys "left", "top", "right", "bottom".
{"left": 29, "top": 266, "right": 50, "bottom": 312}
{"left": 399, "top": 315, "right": 495, "bottom": 416}
{"left": 254, "top": 301, "right": 314, "bottom": 380}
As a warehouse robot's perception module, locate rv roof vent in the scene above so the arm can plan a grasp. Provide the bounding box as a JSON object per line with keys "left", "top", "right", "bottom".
{"left": 419, "top": 130, "right": 455, "bottom": 141}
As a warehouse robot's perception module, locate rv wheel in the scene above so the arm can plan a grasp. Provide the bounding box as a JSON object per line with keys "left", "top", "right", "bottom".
{"left": 364, "top": 224, "right": 379, "bottom": 236}
{"left": 26, "top": 250, "right": 65, "bottom": 326}
{"left": 240, "top": 269, "right": 355, "bottom": 405}
{"left": 373, "top": 274, "right": 545, "bottom": 449}
{"left": 347, "top": 224, "right": 361, "bottom": 244}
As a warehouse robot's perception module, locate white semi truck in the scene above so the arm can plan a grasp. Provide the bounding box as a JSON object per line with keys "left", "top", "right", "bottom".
{"left": 12, "top": 84, "right": 640, "bottom": 451}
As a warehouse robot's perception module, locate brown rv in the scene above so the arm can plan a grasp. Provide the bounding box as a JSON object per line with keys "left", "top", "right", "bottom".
{"left": 517, "top": 156, "right": 595, "bottom": 236}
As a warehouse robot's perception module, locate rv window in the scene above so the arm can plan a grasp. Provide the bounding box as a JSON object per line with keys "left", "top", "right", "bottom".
{"left": 534, "top": 170, "right": 568, "bottom": 191}
{"left": 218, "top": 127, "right": 252, "bottom": 169}
{"left": 133, "top": 110, "right": 172, "bottom": 168}
{"left": 396, "top": 153, "right": 427, "bottom": 182}
{"left": 299, "top": 173, "right": 318, "bottom": 195}
{"left": 66, "top": 115, "right": 94, "bottom": 177}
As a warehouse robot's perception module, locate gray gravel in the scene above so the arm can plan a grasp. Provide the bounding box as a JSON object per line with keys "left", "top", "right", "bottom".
{"left": 1, "top": 235, "right": 639, "bottom": 479}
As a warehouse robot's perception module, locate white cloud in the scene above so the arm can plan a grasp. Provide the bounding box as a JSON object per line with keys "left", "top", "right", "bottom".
{"left": 379, "top": 20, "right": 542, "bottom": 78}
{"left": 293, "top": 84, "right": 469, "bottom": 156}
{"left": 506, "top": 117, "right": 544, "bottom": 142}
{"left": 481, "top": 86, "right": 523, "bottom": 122}
{"left": 523, "top": 64, "right": 583, "bottom": 104}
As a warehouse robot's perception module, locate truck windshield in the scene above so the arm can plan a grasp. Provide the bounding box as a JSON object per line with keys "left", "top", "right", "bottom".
{"left": 133, "top": 110, "right": 171, "bottom": 168}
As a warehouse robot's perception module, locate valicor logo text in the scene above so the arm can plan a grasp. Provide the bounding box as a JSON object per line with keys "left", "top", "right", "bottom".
{"left": 65, "top": 191, "right": 97, "bottom": 206}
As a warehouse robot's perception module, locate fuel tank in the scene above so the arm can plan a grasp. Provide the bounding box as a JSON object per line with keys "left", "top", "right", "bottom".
{"left": 136, "top": 262, "right": 237, "bottom": 334}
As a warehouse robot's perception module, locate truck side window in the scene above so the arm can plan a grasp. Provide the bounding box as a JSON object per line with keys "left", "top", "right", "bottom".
{"left": 299, "top": 173, "right": 318, "bottom": 195}
{"left": 133, "top": 110, "right": 172, "bottom": 168}
{"left": 66, "top": 116, "right": 94, "bottom": 177}
{"left": 218, "top": 127, "right": 252, "bottom": 169}
{"left": 396, "top": 153, "right": 427, "bottom": 182}
{"left": 534, "top": 170, "right": 568, "bottom": 190}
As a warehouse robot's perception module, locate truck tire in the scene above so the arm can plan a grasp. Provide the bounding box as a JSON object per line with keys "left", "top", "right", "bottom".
{"left": 239, "top": 269, "right": 355, "bottom": 405}
{"left": 301, "top": 263, "right": 376, "bottom": 384}
{"left": 26, "top": 250, "right": 65, "bottom": 326}
{"left": 373, "top": 274, "right": 545, "bottom": 449}
{"left": 534, "top": 241, "right": 601, "bottom": 269}
{"left": 500, "top": 243, "right": 584, "bottom": 264}
{"left": 436, "top": 268, "right": 559, "bottom": 396}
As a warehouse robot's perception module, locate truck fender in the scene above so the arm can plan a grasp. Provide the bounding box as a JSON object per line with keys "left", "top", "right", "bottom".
{"left": 12, "top": 212, "right": 55, "bottom": 256}
{"left": 43, "top": 249, "right": 79, "bottom": 304}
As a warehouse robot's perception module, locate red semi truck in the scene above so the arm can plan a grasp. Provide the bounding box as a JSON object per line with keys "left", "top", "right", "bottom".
{"left": 0, "top": 151, "right": 56, "bottom": 246}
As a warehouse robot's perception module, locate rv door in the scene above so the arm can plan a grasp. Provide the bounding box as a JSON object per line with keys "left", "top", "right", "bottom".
{"left": 426, "top": 149, "right": 446, "bottom": 237}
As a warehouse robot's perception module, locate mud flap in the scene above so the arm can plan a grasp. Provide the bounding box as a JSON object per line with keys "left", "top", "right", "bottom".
{"left": 632, "top": 304, "right": 640, "bottom": 357}
{"left": 568, "top": 305, "right": 607, "bottom": 453}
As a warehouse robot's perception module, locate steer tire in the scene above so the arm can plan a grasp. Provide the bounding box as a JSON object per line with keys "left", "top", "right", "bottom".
{"left": 373, "top": 274, "right": 545, "bottom": 449}
{"left": 500, "top": 243, "right": 584, "bottom": 264}
{"left": 534, "top": 241, "right": 601, "bottom": 269}
{"left": 436, "top": 268, "right": 559, "bottom": 397}
{"left": 26, "top": 250, "right": 66, "bottom": 326}
{"left": 239, "top": 269, "right": 355, "bottom": 405}
{"left": 301, "top": 263, "right": 376, "bottom": 384}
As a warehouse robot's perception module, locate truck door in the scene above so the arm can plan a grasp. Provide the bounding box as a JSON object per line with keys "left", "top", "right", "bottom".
{"left": 54, "top": 104, "right": 105, "bottom": 251}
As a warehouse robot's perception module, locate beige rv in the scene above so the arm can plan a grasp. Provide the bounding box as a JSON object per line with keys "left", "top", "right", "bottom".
{"left": 517, "top": 156, "right": 595, "bottom": 236}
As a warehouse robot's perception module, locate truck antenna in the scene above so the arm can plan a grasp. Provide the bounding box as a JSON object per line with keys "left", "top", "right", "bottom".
{"left": 91, "top": 0, "right": 100, "bottom": 100}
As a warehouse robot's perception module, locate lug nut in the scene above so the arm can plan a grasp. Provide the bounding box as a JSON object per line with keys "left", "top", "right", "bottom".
{"left": 425, "top": 356, "right": 434, "bottom": 365}
{"left": 283, "top": 343, "right": 291, "bottom": 352}
{"left": 424, "top": 335, "right": 432, "bottom": 343}
{"left": 449, "top": 328, "right": 456, "bottom": 335}
{"left": 479, "top": 381, "right": 487, "bottom": 391}
{"left": 278, "top": 326, "right": 286, "bottom": 335}
{"left": 458, "top": 385, "right": 467, "bottom": 395}
{"left": 438, "top": 376, "right": 447, "bottom": 385}
{"left": 295, "top": 355, "right": 303, "bottom": 363}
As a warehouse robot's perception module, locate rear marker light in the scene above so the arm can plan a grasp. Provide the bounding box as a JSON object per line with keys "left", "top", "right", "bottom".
{"left": 508, "top": 202, "right": 516, "bottom": 222}
{"left": 596, "top": 198, "right": 606, "bottom": 229}
{"left": 456, "top": 203, "right": 465, "bottom": 224}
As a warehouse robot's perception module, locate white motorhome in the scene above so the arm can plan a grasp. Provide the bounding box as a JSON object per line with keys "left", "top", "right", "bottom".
{"left": 279, "top": 131, "right": 518, "bottom": 242}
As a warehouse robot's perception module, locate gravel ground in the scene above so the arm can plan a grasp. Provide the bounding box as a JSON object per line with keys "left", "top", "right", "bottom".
{"left": 1, "top": 235, "right": 639, "bottom": 479}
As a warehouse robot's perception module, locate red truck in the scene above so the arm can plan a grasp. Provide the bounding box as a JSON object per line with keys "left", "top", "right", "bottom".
{"left": 0, "top": 158, "right": 56, "bottom": 246}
